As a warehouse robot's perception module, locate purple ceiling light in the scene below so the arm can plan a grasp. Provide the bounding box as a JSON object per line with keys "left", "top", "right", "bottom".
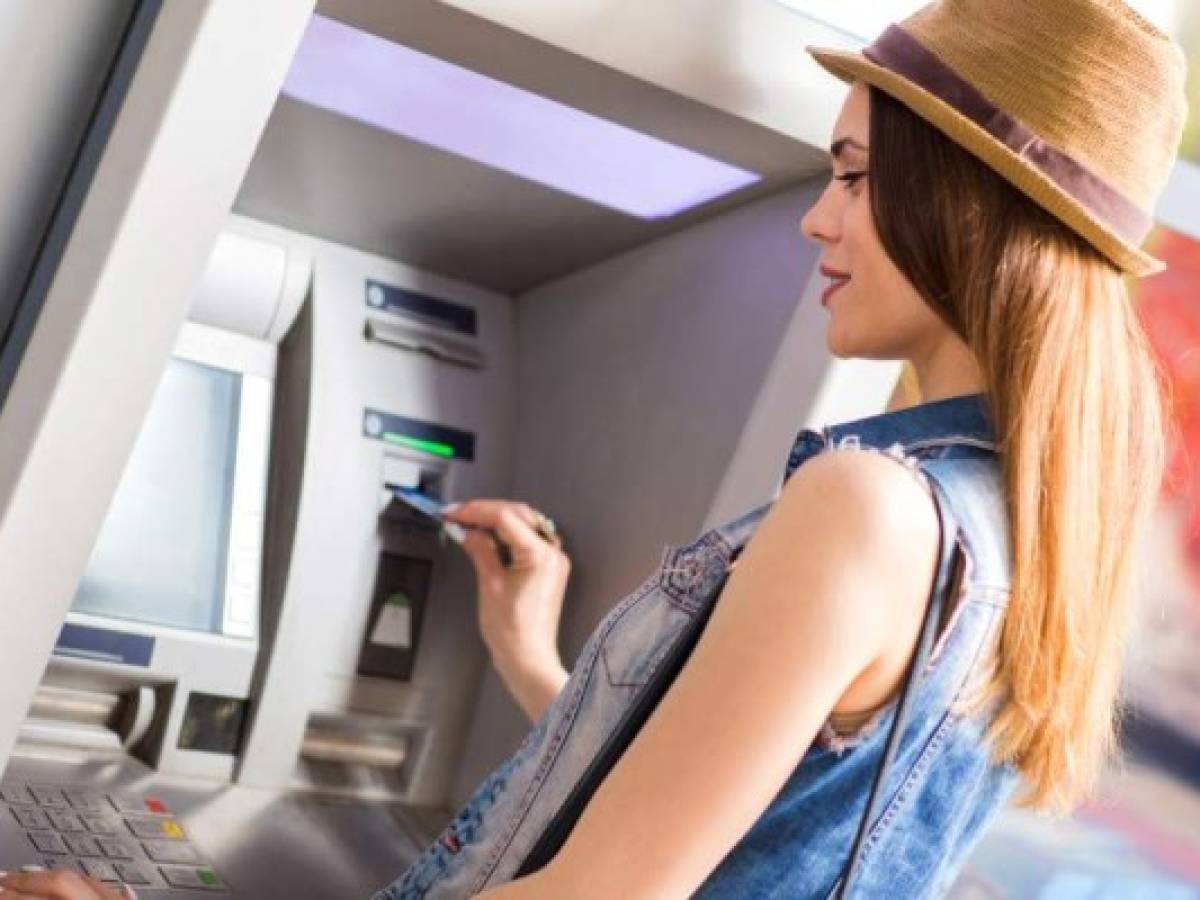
{"left": 280, "top": 15, "right": 762, "bottom": 219}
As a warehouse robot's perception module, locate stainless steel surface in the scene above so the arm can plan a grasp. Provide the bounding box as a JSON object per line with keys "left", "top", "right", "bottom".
{"left": 28, "top": 685, "right": 124, "bottom": 727}
{"left": 3, "top": 751, "right": 438, "bottom": 899}
{"left": 301, "top": 728, "right": 410, "bottom": 769}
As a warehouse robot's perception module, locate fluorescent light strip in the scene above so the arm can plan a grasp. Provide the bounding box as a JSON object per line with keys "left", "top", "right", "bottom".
{"left": 775, "top": 0, "right": 1184, "bottom": 43}
{"left": 773, "top": 1, "right": 926, "bottom": 43}
{"left": 280, "top": 15, "right": 762, "bottom": 219}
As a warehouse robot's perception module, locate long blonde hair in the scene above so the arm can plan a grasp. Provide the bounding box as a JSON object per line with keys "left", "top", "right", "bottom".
{"left": 869, "top": 86, "right": 1169, "bottom": 814}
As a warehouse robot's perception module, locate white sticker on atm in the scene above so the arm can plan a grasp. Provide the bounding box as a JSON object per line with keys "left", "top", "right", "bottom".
{"left": 371, "top": 593, "right": 412, "bottom": 648}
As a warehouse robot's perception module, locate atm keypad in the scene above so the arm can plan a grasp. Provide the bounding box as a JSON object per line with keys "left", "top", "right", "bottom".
{"left": 97, "top": 837, "right": 135, "bottom": 859}
{"left": 29, "top": 831, "right": 69, "bottom": 854}
{"left": 11, "top": 806, "right": 51, "bottom": 829}
{"left": 47, "top": 810, "right": 85, "bottom": 832}
{"left": 2, "top": 782, "right": 227, "bottom": 892}
{"left": 28, "top": 786, "right": 69, "bottom": 807}
{"left": 64, "top": 790, "right": 109, "bottom": 812}
{"left": 115, "top": 861, "right": 153, "bottom": 885}
{"left": 63, "top": 833, "right": 103, "bottom": 856}
{"left": 1, "top": 785, "right": 32, "bottom": 804}
{"left": 82, "top": 814, "right": 116, "bottom": 834}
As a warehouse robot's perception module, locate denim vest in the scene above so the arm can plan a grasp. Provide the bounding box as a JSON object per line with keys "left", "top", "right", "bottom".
{"left": 374, "top": 392, "right": 1021, "bottom": 900}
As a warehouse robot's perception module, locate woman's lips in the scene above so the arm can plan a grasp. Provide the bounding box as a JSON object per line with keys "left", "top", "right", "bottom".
{"left": 816, "top": 266, "right": 854, "bottom": 309}
{"left": 821, "top": 278, "right": 849, "bottom": 306}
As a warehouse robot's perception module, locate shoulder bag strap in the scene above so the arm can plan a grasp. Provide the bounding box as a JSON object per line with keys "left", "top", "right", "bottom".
{"left": 834, "top": 474, "right": 961, "bottom": 898}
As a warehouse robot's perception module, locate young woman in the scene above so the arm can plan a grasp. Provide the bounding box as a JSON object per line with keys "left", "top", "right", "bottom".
{"left": 3, "top": 1, "right": 1187, "bottom": 899}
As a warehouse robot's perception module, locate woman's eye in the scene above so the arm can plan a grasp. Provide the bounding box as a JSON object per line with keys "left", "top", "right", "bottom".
{"left": 834, "top": 171, "right": 867, "bottom": 187}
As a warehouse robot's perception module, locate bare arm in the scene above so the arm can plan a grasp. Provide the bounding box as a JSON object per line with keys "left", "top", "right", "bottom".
{"left": 496, "top": 653, "right": 569, "bottom": 722}
{"left": 446, "top": 499, "right": 572, "bottom": 722}
{"left": 474, "top": 448, "right": 941, "bottom": 898}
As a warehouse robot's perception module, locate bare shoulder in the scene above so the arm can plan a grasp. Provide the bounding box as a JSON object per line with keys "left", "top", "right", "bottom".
{"left": 753, "top": 444, "right": 944, "bottom": 667}
{"left": 774, "top": 443, "right": 942, "bottom": 552}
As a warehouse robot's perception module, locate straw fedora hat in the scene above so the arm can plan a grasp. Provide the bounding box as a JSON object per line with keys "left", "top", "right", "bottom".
{"left": 806, "top": 0, "right": 1189, "bottom": 277}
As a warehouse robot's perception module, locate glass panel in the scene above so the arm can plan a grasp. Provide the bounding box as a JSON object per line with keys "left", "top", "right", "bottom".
{"left": 72, "top": 358, "right": 241, "bottom": 633}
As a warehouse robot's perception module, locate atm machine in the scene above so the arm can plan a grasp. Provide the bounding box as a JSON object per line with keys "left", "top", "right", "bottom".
{"left": 0, "top": 1, "right": 903, "bottom": 898}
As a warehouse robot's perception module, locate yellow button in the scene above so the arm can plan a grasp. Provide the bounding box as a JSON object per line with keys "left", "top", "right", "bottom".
{"left": 161, "top": 820, "right": 185, "bottom": 839}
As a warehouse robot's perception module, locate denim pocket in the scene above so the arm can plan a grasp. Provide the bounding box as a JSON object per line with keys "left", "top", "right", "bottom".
{"left": 598, "top": 534, "right": 730, "bottom": 690}
{"left": 599, "top": 582, "right": 691, "bottom": 688}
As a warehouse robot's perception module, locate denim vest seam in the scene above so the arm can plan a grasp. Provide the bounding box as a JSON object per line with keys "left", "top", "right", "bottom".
{"left": 602, "top": 632, "right": 679, "bottom": 688}
{"left": 970, "top": 588, "right": 1010, "bottom": 607}
{"left": 600, "top": 580, "right": 686, "bottom": 688}
{"left": 472, "top": 642, "right": 604, "bottom": 891}
{"left": 927, "top": 533, "right": 972, "bottom": 670}
{"left": 473, "top": 570, "right": 668, "bottom": 890}
{"left": 903, "top": 436, "right": 997, "bottom": 454}
{"left": 858, "top": 710, "right": 957, "bottom": 860}
{"left": 948, "top": 604, "right": 1005, "bottom": 719}
{"left": 858, "top": 595, "right": 1002, "bottom": 860}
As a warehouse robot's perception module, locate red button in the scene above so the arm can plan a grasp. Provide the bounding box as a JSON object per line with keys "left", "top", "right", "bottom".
{"left": 144, "top": 797, "right": 169, "bottom": 815}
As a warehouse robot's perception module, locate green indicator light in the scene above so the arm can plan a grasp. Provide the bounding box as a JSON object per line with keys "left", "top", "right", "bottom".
{"left": 382, "top": 432, "right": 456, "bottom": 458}
{"left": 198, "top": 870, "right": 219, "bottom": 886}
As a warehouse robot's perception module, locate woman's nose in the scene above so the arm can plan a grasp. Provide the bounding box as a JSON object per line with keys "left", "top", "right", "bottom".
{"left": 800, "top": 186, "right": 837, "bottom": 246}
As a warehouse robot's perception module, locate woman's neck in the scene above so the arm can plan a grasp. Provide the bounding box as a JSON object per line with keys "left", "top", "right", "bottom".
{"left": 909, "top": 334, "right": 985, "bottom": 404}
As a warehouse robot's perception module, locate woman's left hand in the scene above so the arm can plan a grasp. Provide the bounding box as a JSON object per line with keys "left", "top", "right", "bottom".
{"left": 0, "top": 869, "right": 135, "bottom": 900}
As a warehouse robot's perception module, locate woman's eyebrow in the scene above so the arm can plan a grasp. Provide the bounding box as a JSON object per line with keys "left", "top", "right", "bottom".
{"left": 830, "top": 137, "right": 869, "bottom": 160}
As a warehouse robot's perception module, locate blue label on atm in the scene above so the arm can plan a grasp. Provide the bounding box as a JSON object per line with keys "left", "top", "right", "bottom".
{"left": 365, "top": 279, "right": 478, "bottom": 336}
{"left": 54, "top": 623, "right": 154, "bottom": 667}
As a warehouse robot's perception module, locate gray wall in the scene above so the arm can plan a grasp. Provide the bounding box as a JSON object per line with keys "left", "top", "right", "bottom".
{"left": 450, "top": 178, "right": 826, "bottom": 804}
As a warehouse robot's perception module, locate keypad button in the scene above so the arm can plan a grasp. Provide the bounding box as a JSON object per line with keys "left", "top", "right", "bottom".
{"left": 47, "top": 810, "right": 85, "bottom": 832}
{"left": 81, "top": 814, "right": 116, "bottom": 835}
{"left": 159, "top": 865, "right": 223, "bottom": 890}
{"left": 44, "top": 858, "right": 87, "bottom": 874}
{"left": 78, "top": 816, "right": 114, "bottom": 840}
{"left": 97, "top": 837, "right": 135, "bottom": 860}
{"left": 12, "top": 806, "right": 51, "bottom": 829}
{"left": 126, "top": 816, "right": 185, "bottom": 839}
{"left": 109, "top": 794, "right": 170, "bottom": 816}
{"left": 29, "top": 786, "right": 68, "bottom": 807}
{"left": 0, "top": 784, "right": 32, "bottom": 803}
{"left": 114, "top": 861, "right": 152, "bottom": 885}
{"left": 64, "top": 833, "right": 102, "bottom": 856}
{"left": 142, "top": 838, "right": 201, "bottom": 864}
{"left": 64, "top": 790, "right": 107, "bottom": 812}
{"left": 27, "top": 831, "right": 68, "bottom": 854}
{"left": 81, "top": 858, "right": 120, "bottom": 882}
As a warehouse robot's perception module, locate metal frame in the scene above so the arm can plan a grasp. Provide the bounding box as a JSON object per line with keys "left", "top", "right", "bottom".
{"left": 0, "top": 0, "right": 164, "bottom": 408}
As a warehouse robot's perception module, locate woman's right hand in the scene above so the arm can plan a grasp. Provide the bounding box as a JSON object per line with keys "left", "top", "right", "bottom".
{"left": 445, "top": 499, "right": 571, "bottom": 721}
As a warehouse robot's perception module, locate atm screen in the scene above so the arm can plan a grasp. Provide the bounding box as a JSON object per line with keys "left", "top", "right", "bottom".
{"left": 72, "top": 357, "right": 241, "bottom": 634}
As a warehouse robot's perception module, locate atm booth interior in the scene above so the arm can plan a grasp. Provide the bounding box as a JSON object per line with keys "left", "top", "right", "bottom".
{"left": 0, "top": 2, "right": 910, "bottom": 898}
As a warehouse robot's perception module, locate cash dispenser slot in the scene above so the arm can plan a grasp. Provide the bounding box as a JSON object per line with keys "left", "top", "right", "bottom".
{"left": 295, "top": 712, "right": 424, "bottom": 799}
{"left": 18, "top": 683, "right": 156, "bottom": 754}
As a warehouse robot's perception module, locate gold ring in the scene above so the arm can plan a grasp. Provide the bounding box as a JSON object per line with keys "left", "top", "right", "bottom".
{"left": 534, "top": 513, "right": 558, "bottom": 542}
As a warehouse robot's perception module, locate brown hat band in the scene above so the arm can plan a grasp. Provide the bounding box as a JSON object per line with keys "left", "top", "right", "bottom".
{"left": 862, "top": 25, "right": 1152, "bottom": 244}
